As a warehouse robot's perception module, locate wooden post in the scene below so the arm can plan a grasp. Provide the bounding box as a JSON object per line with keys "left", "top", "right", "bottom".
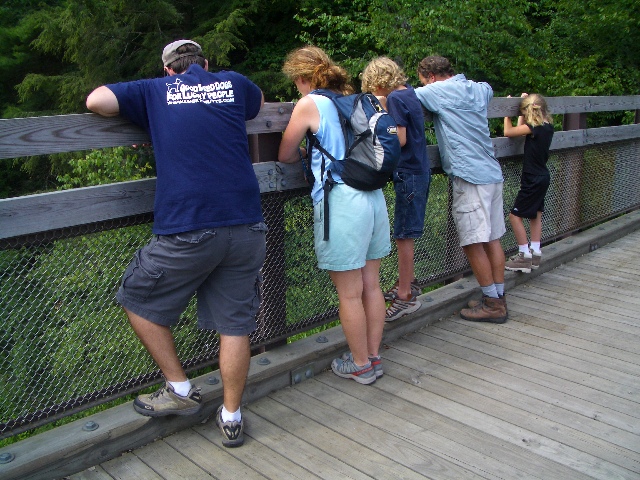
{"left": 250, "top": 133, "right": 289, "bottom": 349}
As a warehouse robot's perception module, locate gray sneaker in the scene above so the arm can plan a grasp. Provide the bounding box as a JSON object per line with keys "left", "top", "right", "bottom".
{"left": 531, "top": 251, "right": 542, "bottom": 269}
{"left": 341, "top": 352, "right": 383, "bottom": 378}
{"left": 134, "top": 382, "right": 202, "bottom": 417}
{"left": 215, "top": 405, "right": 244, "bottom": 447}
{"left": 385, "top": 297, "right": 421, "bottom": 322}
{"left": 331, "top": 357, "right": 376, "bottom": 384}
{"left": 505, "top": 252, "right": 532, "bottom": 273}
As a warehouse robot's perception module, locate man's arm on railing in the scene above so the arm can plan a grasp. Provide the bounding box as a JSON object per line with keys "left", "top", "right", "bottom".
{"left": 86, "top": 86, "right": 120, "bottom": 117}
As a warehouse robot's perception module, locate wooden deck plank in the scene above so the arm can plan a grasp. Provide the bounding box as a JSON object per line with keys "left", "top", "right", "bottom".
{"left": 313, "top": 370, "right": 588, "bottom": 480}
{"left": 508, "top": 288, "right": 640, "bottom": 336}
{"left": 69, "top": 465, "right": 114, "bottom": 479}
{"left": 99, "top": 452, "right": 163, "bottom": 480}
{"left": 415, "top": 327, "right": 640, "bottom": 418}
{"left": 553, "top": 262, "right": 640, "bottom": 289}
{"left": 517, "top": 281, "right": 640, "bottom": 326}
{"left": 507, "top": 300, "right": 640, "bottom": 355}
{"left": 190, "top": 421, "right": 317, "bottom": 480}
{"left": 162, "top": 428, "right": 267, "bottom": 480}
{"left": 271, "top": 386, "right": 484, "bottom": 478}
{"left": 532, "top": 269, "right": 640, "bottom": 309}
{"left": 440, "top": 319, "right": 640, "bottom": 390}
{"left": 238, "top": 410, "right": 363, "bottom": 480}
{"left": 390, "top": 334, "right": 640, "bottom": 438}
{"left": 295, "top": 375, "right": 546, "bottom": 479}
{"left": 385, "top": 341, "right": 640, "bottom": 473}
{"left": 248, "top": 396, "right": 429, "bottom": 480}
{"left": 130, "top": 438, "right": 215, "bottom": 479}
{"left": 450, "top": 314, "right": 640, "bottom": 377}
{"left": 378, "top": 356, "right": 638, "bottom": 479}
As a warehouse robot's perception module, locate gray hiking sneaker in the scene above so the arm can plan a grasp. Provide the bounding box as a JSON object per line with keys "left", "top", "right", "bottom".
{"left": 215, "top": 405, "right": 244, "bottom": 447}
{"left": 504, "top": 252, "right": 532, "bottom": 273}
{"left": 383, "top": 279, "right": 421, "bottom": 301}
{"left": 133, "top": 382, "right": 202, "bottom": 417}
{"left": 385, "top": 297, "right": 421, "bottom": 322}
{"left": 331, "top": 357, "right": 376, "bottom": 384}
{"left": 531, "top": 251, "right": 542, "bottom": 269}
{"left": 341, "top": 352, "right": 383, "bottom": 378}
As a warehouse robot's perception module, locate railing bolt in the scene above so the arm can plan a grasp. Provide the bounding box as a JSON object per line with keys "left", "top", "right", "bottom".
{"left": 258, "top": 357, "right": 271, "bottom": 366}
{"left": 82, "top": 421, "right": 99, "bottom": 431}
{"left": 455, "top": 285, "right": 465, "bottom": 289}
{"left": 423, "top": 296, "right": 434, "bottom": 302}
{"left": 0, "top": 452, "right": 15, "bottom": 464}
{"left": 206, "top": 376, "right": 219, "bottom": 385}
{"left": 281, "top": 180, "right": 287, "bottom": 187}
{"left": 266, "top": 120, "right": 273, "bottom": 128}
{"left": 293, "top": 373, "right": 302, "bottom": 384}
{"left": 316, "top": 335, "right": 328, "bottom": 343}
{"left": 269, "top": 182, "right": 275, "bottom": 188}
{"left": 268, "top": 169, "right": 274, "bottom": 175}
{"left": 278, "top": 107, "right": 285, "bottom": 114}
{"left": 305, "top": 368, "right": 313, "bottom": 379}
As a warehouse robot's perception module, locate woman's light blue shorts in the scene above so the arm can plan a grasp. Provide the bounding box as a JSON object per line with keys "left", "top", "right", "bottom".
{"left": 313, "top": 184, "right": 391, "bottom": 271}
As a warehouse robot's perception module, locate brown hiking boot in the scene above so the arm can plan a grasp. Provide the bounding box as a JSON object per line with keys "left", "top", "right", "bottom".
{"left": 460, "top": 296, "right": 508, "bottom": 323}
{"left": 531, "top": 251, "right": 542, "bottom": 269}
{"left": 505, "top": 252, "right": 532, "bottom": 273}
{"left": 468, "top": 294, "right": 507, "bottom": 311}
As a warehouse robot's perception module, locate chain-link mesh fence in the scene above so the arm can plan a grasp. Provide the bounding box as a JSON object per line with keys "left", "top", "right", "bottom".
{"left": 1, "top": 139, "right": 639, "bottom": 438}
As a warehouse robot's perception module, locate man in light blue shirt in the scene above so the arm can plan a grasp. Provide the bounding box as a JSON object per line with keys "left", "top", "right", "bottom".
{"left": 415, "top": 56, "right": 507, "bottom": 323}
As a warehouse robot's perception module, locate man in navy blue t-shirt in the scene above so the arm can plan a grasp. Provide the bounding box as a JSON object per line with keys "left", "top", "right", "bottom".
{"left": 87, "top": 39, "right": 265, "bottom": 447}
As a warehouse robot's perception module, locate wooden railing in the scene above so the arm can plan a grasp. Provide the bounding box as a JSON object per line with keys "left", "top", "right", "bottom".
{"left": 3, "top": 96, "right": 640, "bottom": 241}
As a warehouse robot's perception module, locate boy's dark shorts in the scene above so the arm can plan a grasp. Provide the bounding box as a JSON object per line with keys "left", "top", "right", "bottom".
{"left": 393, "top": 171, "right": 431, "bottom": 239}
{"left": 511, "top": 173, "right": 550, "bottom": 219}
{"left": 116, "top": 223, "right": 267, "bottom": 336}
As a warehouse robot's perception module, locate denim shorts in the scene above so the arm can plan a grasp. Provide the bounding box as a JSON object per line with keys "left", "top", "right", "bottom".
{"left": 393, "top": 171, "right": 431, "bottom": 239}
{"left": 313, "top": 184, "right": 391, "bottom": 271}
{"left": 452, "top": 177, "right": 506, "bottom": 246}
{"left": 116, "top": 223, "right": 267, "bottom": 335}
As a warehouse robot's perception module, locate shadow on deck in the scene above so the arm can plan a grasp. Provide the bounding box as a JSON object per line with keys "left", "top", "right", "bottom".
{"left": 3, "top": 210, "right": 640, "bottom": 480}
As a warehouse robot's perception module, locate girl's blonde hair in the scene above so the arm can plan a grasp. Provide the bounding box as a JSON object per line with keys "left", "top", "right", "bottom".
{"left": 282, "top": 45, "right": 353, "bottom": 95}
{"left": 361, "top": 57, "right": 407, "bottom": 93}
{"left": 520, "top": 94, "right": 553, "bottom": 127}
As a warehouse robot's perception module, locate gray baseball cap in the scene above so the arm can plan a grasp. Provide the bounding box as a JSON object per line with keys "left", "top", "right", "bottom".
{"left": 162, "top": 40, "right": 202, "bottom": 66}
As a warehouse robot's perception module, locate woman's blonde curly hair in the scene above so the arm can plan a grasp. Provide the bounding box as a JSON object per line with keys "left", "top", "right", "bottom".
{"left": 282, "top": 45, "right": 353, "bottom": 95}
{"left": 360, "top": 57, "right": 407, "bottom": 93}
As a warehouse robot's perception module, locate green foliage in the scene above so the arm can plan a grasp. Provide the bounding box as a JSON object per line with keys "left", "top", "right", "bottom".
{"left": 56, "top": 146, "right": 156, "bottom": 190}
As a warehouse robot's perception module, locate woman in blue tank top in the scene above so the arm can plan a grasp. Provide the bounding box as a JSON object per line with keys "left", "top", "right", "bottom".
{"left": 278, "top": 46, "right": 391, "bottom": 385}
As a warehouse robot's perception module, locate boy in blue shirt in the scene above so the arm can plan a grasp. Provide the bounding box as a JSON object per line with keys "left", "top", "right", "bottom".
{"left": 361, "top": 57, "right": 430, "bottom": 322}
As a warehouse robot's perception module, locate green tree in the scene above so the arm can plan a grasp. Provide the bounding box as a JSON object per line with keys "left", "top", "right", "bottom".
{"left": 534, "top": 0, "right": 640, "bottom": 96}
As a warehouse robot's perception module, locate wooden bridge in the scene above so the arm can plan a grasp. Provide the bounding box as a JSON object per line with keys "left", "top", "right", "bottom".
{"left": 1, "top": 96, "right": 639, "bottom": 479}
{"left": 66, "top": 218, "right": 640, "bottom": 480}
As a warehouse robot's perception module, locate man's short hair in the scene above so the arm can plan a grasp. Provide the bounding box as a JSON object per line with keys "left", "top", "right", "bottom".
{"left": 162, "top": 40, "right": 205, "bottom": 73}
{"left": 418, "top": 56, "right": 455, "bottom": 79}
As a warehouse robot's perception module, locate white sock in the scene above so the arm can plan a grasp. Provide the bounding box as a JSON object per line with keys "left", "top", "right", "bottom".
{"left": 530, "top": 242, "right": 541, "bottom": 254}
{"left": 495, "top": 283, "right": 505, "bottom": 297}
{"left": 481, "top": 284, "right": 498, "bottom": 298}
{"left": 221, "top": 405, "right": 242, "bottom": 423}
{"left": 518, "top": 244, "right": 531, "bottom": 255}
{"left": 168, "top": 380, "right": 192, "bottom": 397}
